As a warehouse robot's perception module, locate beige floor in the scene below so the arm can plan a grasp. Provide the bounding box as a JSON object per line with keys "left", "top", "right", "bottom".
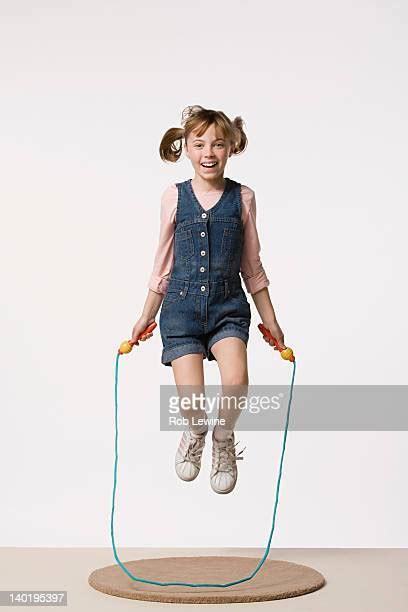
{"left": 1, "top": 548, "right": 407, "bottom": 610}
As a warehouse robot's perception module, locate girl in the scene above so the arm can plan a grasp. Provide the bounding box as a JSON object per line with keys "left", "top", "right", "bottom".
{"left": 131, "top": 105, "right": 286, "bottom": 495}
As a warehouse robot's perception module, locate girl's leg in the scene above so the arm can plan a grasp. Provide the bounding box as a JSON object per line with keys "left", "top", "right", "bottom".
{"left": 210, "top": 337, "right": 249, "bottom": 441}
{"left": 171, "top": 353, "right": 208, "bottom": 434}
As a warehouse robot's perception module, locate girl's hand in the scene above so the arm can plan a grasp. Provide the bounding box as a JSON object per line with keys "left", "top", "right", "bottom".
{"left": 131, "top": 316, "right": 156, "bottom": 346}
{"left": 261, "top": 319, "right": 286, "bottom": 351}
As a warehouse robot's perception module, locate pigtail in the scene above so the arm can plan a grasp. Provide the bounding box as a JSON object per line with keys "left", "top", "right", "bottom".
{"left": 159, "top": 127, "right": 185, "bottom": 163}
{"left": 231, "top": 116, "right": 248, "bottom": 155}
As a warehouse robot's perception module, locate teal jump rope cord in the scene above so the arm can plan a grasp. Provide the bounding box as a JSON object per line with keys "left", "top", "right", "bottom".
{"left": 110, "top": 352, "right": 296, "bottom": 588}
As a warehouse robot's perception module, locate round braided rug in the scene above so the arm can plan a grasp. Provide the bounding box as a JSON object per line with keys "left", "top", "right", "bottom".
{"left": 89, "top": 555, "right": 326, "bottom": 603}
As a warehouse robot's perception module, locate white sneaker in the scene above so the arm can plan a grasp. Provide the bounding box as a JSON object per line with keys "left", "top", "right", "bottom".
{"left": 175, "top": 429, "right": 208, "bottom": 482}
{"left": 210, "top": 430, "right": 246, "bottom": 494}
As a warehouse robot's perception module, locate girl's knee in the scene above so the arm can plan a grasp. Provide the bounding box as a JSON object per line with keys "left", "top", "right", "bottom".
{"left": 221, "top": 372, "right": 249, "bottom": 387}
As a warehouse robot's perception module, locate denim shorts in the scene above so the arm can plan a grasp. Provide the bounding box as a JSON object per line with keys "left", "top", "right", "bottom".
{"left": 159, "top": 278, "right": 251, "bottom": 366}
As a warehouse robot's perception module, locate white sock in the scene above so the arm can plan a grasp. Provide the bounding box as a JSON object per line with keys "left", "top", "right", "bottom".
{"left": 213, "top": 426, "right": 233, "bottom": 441}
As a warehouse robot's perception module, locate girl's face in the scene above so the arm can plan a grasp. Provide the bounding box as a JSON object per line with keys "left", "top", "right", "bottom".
{"left": 185, "top": 124, "right": 233, "bottom": 183}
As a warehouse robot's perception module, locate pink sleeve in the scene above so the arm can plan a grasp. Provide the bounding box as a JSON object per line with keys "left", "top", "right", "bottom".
{"left": 147, "top": 184, "right": 177, "bottom": 294}
{"left": 240, "top": 185, "right": 270, "bottom": 294}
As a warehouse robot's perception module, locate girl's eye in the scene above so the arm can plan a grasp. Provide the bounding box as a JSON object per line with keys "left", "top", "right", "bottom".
{"left": 194, "top": 143, "right": 224, "bottom": 148}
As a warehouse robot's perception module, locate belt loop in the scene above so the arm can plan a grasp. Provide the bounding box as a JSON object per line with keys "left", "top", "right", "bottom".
{"left": 224, "top": 279, "right": 229, "bottom": 298}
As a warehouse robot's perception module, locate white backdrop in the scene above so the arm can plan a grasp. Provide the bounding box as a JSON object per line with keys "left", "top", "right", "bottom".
{"left": 1, "top": 0, "right": 407, "bottom": 548}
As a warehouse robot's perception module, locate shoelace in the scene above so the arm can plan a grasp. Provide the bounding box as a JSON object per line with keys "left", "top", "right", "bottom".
{"left": 213, "top": 437, "right": 246, "bottom": 473}
{"left": 183, "top": 434, "right": 206, "bottom": 467}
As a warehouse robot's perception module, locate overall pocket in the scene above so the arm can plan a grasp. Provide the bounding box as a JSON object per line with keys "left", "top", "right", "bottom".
{"left": 221, "top": 227, "right": 242, "bottom": 269}
{"left": 175, "top": 228, "right": 194, "bottom": 260}
{"left": 161, "top": 290, "right": 182, "bottom": 310}
{"left": 161, "top": 282, "right": 189, "bottom": 310}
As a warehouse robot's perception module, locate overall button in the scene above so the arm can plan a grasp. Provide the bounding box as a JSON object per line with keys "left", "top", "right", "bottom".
{"left": 200, "top": 231, "right": 206, "bottom": 237}
{"left": 200, "top": 266, "right": 205, "bottom": 272}
{"left": 201, "top": 286, "right": 205, "bottom": 292}
{"left": 200, "top": 250, "right": 206, "bottom": 256}
{"left": 201, "top": 212, "right": 207, "bottom": 219}
{"left": 179, "top": 291, "right": 183, "bottom": 295}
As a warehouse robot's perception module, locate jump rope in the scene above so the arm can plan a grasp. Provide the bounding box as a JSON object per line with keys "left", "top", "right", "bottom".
{"left": 111, "top": 321, "right": 296, "bottom": 588}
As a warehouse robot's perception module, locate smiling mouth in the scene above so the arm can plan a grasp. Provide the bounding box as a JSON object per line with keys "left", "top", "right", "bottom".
{"left": 201, "top": 162, "right": 218, "bottom": 168}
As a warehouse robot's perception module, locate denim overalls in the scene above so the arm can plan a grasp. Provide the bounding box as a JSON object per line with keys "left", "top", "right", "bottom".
{"left": 159, "top": 177, "right": 251, "bottom": 366}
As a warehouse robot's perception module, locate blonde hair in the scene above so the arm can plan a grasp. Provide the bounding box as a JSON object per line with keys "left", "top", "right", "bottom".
{"left": 159, "top": 105, "right": 248, "bottom": 163}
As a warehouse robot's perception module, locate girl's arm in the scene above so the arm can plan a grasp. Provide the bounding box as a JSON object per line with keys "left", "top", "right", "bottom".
{"left": 131, "top": 186, "right": 176, "bottom": 343}
{"left": 240, "top": 187, "right": 286, "bottom": 348}
{"left": 139, "top": 289, "right": 165, "bottom": 324}
{"left": 252, "top": 287, "right": 286, "bottom": 349}
{"left": 147, "top": 185, "right": 177, "bottom": 295}
{"left": 131, "top": 288, "right": 163, "bottom": 344}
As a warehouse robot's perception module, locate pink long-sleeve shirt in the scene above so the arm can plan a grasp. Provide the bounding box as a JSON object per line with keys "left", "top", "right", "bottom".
{"left": 148, "top": 182, "right": 270, "bottom": 295}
